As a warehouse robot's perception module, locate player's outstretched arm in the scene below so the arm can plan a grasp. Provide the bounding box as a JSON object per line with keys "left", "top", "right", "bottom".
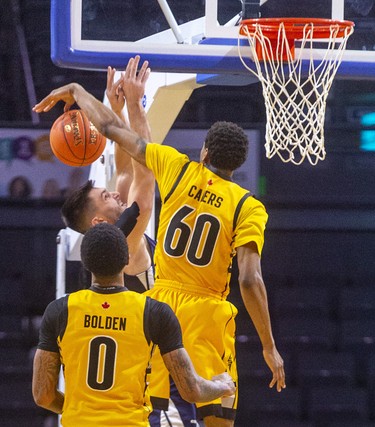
{"left": 32, "top": 349, "right": 64, "bottom": 413}
{"left": 32, "top": 83, "right": 147, "bottom": 166}
{"left": 122, "top": 56, "right": 152, "bottom": 142}
{"left": 237, "top": 241, "right": 286, "bottom": 392}
{"left": 121, "top": 56, "right": 155, "bottom": 256}
{"left": 162, "top": 348, "right": 236, "bottom": 403}
{"left": 106, "top": 65, "right": 134, "bottom": 204}
{"left": 105, "top": 56, "right": 154, "bottom": 262}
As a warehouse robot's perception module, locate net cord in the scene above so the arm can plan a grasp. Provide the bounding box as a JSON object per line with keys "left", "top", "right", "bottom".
{"left": 238, "top": 22, "right": 354, "bottom": 165}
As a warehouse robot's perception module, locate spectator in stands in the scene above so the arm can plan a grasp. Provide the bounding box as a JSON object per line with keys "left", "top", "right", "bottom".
{"left": 7, "top": 175, "right": 33, "bottom": 199}
{"left": 41, "top": 178, "right": 62, "bottom": 200}
{"left": 61, "top": 168, "right": 86, "bottom": 198}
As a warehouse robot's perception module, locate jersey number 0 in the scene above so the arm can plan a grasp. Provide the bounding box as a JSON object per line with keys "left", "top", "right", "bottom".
{"left": 87, "top": 336, "right": 117, "bottom": 391}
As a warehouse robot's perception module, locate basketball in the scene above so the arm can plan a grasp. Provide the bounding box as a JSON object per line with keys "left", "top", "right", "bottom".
{"left": 49, "top": 109, "right": 106, "bottom": 167}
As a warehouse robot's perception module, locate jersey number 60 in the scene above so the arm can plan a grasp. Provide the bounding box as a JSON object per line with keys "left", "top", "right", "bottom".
{"left": 164, "top": 205, "right": 220, "bottom": 267}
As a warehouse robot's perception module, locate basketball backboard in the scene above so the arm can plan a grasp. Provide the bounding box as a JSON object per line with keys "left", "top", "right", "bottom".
{"left": 51, "top": 0, "right": 375, "bottom": 79}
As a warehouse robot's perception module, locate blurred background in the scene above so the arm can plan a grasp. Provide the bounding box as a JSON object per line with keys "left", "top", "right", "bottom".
{"left": 1, "top": 1, "right": 375, "bottom": 426}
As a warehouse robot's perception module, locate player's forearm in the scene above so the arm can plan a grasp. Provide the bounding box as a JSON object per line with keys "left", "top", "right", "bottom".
{"left": 32, "top": 350, "right": 64, "bottom": 414}
{"left": 71, "top": 83, "right": 124, "bottom": 134}
{"left": 189, "top": 376, "right": 234, "bottom": 403}
{"left": 163, "top": 348, "right": 233, "bottom": 403}
{"left": 237, "top": 243, "right": 276, "bottom": 350}
{"left": 127, "top": 101, "right": 152, "bottom": 141}
{"left": 239, "top": 275, "right": 276, "bottom": 350}
{"left": 71, "top": 84, "right": 147, "bottom": 165}
{"left": 40, "top": 390, "right": 64, "bottom": 414}
{"left": 115, "top": 108, "right": 127, "bottom": 123}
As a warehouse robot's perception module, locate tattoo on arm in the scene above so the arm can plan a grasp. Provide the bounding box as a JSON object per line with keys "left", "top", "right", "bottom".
{"left": 136, "top": 137, "right": 147, "bottom": 156}
{"left": 33, "top": 350, "right": 64, "bottom": 414}
{"left": 162, "top": 348, "right": 232, "bottom": 403}
{"left": 166, "top": 349, "right": 198, "bottom": 399}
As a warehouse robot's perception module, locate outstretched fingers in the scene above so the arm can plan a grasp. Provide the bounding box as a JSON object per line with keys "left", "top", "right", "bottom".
{"left": 106, "top": 66, "right": 125, "bottom": 114}
{"left": 33, "top": 97, "right": 56, "bottom": 113}
{"left": 32, "top": 85, "right": 76, "bottom": 113}
{"left": 123, "top": 55, "right": 150, "bottom": 83}
{"left": 106, "top": 66, "right": 116, "bottom": 92}
{"left": 263, "top": 347, "right": 286, "bottom": 392}
{"left": 137, "top": 59, "right": 150, "bottom": 84}
{"left": 269, "top": 364, "right": 286, "bottom": 392}
{"left": 124, "top": 56, "right": 138, "bottom": 80}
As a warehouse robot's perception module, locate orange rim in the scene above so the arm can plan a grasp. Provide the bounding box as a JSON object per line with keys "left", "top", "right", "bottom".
{"left": 240, "top": 17, "right": 355, "bottom": 39}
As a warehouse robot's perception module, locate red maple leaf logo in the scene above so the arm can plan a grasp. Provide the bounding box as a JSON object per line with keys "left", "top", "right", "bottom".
{"left": 102, "top": 302, "right": 110, "bottom": 309}
{"left": 207, "top": 179, "right": 213, "bottom": 186}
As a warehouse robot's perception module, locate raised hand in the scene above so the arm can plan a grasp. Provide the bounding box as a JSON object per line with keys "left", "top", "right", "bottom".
{"left": 121, "top": 55, "right": 151, "bottom": 105}
{"left": 106, "top": 66, "right": 125, "bottom": 116}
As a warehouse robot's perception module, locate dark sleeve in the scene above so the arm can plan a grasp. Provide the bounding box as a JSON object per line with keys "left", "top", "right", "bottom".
{"left": 115, "top": 201, "right": 140, "bottom": 237}
{"left": 144, "top": 297, "right": 183, "bottom": 355}
{"left": 37, "top": 296, "right": 68, "bottom": 353}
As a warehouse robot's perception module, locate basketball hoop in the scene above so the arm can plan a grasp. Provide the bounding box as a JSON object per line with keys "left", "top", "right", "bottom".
{"left": 239, "top": 18, "right": 354, "bottom": 165}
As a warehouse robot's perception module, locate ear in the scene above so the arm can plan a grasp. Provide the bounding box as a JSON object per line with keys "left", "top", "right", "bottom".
{"left": 91, "top": 216, "right": 105, "bottom": 226}
{"left": 202, "top": 149, "right": 210, "bottom": 165}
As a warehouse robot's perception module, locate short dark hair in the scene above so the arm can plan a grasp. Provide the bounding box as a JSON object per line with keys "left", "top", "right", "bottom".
{"left": 80, "top": 222, "right": 129, "bottom": 277}
{"left": 205, "top": 121, "right": 248, "bottom": 171}
{"left": 61, "top": 180, "right": 95, "bottom": 234}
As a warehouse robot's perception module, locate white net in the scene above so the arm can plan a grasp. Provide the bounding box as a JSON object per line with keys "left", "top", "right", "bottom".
{"left": 239, "top": 20, "right": 354, "bottom": 165}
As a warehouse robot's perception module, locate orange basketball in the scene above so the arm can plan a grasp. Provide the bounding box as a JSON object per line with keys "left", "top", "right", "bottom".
{"left": 49, "top": 109, "right": 106, "bottom": 167}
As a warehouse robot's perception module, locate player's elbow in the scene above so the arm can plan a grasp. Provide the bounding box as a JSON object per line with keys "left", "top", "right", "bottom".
{"left": 100, "top": 109, "right": 129, "bottom": 141}
{"left": 101, "top": 121, "right": 118, "bottom": 140}
{"left": 33, "top": 389, "right": 53, "bottom": 409}
{"left": 239, "top": 271, "right": 263, "bottom": 291}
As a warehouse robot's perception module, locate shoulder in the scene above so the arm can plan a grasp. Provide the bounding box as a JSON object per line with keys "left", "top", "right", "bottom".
{"left": 146, "top": 297, "right": 179, "bottom": 329}
{"left": 146, "top": 143, "right": 189, "bottom": 163}
{"left": 45, "top": 294, "right": 69, "bottom": 315}
{"left": 244, "top": 194, "right": 266, "bottom": 210}
{"left": 239, "top": 196, "right": 268, "bottom": 227}
{"left": 146, "top": 296, "right": 174, "bottom": 317}
{"left": 145, "top": 297, "right": 182, "bottom": 354}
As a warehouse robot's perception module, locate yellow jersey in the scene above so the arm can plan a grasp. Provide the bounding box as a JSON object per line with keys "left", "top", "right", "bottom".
{"left": 145, "top": 143, "right": 268, "bottom": 299}
{"left": 37, "top": 287, "right": 183, "bottom": 426}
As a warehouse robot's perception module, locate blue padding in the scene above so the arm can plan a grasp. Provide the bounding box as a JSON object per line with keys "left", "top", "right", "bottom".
{"left": 50, "top": 0, "right": 375, "bottom": 80}
{"left": 196, "top": 73, "right": 259, "bottom": 86}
